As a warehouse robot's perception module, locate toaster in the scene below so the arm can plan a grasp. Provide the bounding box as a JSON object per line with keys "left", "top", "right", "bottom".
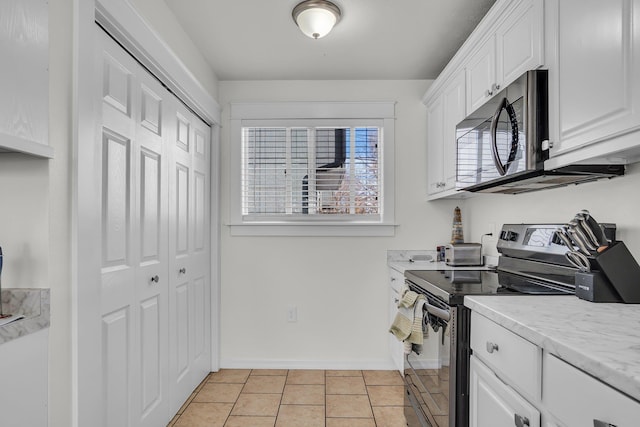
{"left": 445, "top": 243, "right": 482, "bottom": 266}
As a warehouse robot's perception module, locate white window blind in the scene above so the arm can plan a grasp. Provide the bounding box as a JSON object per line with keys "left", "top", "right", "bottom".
{"left": 242, "top": 126, "right": 381, "bottom": 218}
{"left": 229, "top": 101, "right": 395, "bottom": 236}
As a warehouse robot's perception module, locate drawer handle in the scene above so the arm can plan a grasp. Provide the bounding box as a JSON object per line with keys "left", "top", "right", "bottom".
{"left": 594, "top": 421, "right": 617, "bottom": 427}
{"left": 486, "top": 341, "right": 499, "bottom": 353}
{"left": 514, "top": 414, "right": 530, "bottom": 427}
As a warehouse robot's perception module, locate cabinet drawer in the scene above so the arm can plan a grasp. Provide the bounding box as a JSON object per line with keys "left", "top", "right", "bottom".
{"left": 470, "top": 355, "right": 540, "bottom": 427}
{"left": 388, "top": 268, "right": 405, "bottom": 293}
{"left": 470, "top": 312, "right": 540, "bottom": 400}
{"left": 543, "top": 353, "right": 640, "bottom": 427}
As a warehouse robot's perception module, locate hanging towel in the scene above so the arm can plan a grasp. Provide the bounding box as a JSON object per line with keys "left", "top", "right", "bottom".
{"left": 389, "top": 290, "right": 418, "bottom": 341}
{"left": 404, "top": 295, "right": 426, "bottom": 354}
{"left": 389, "top": 290, "right": 427, "bottom": 355}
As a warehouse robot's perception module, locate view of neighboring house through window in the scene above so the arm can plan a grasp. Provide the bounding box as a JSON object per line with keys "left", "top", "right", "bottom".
{"left": 242, "top": 126, "right": 380, "bottom": 217}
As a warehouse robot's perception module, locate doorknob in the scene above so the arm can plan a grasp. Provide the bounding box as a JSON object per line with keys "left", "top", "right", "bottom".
{"left": 514, "top": 414, "right": 530, "bottom": 427}
{"left": 150, "top": 275, "right": 159, "bottom": 283}
{"left": 486, "top": 341, "right": 499, "bottom": 353}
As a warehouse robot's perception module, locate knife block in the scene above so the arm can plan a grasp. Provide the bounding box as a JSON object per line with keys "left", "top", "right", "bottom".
{"left": 588, "top": 241, "right": 640, "bottom": 303}
{"left": 575, "top": 271, "right": 622, "bottom": 303}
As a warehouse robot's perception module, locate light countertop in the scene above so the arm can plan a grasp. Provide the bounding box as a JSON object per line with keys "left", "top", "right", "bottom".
{"left": 464, "top": 295, "right": 640, "bottom": 402}
{"left": 0, "top": 288, "right": 50, "bottom": 345}
{"left": 387, "top": 249, "right": 496, "bottom": 274}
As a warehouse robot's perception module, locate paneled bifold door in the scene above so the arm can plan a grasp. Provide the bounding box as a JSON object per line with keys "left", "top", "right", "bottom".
{"left": 97, "top": 27, "right": 211, "bottom": 426}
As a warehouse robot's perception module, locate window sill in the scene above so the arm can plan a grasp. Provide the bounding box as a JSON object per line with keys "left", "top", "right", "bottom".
{"left": 227, "top": 222, "right": 397, "bottom": 237}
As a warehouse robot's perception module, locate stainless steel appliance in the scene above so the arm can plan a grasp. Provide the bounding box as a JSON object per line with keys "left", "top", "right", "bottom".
{"left": 455, "top": 70, "right": 624, "bottom": 194}
{"left": 444, "top": 243, "right": 482, "bottom": 266}
{"left": 402, "top": 223, "right": 616, "bottom": 427}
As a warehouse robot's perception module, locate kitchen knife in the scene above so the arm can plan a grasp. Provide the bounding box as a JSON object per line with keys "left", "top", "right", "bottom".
{"left": 584, "top": 214, "right": 609, "bottom": 246}
{"left": 555, "top": 229, "right": 576, "bottom": 250}
{"left": 564, "top": 224, "right": 592, "bottom": 256}
{"left": 568, "top": 219, "right": 598, "bottom": 252}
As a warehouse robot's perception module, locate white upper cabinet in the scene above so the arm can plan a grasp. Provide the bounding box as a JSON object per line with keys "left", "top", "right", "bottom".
{"left": 426, "top": 94, "right": 445, "bottom": 195}
{"left": 496, "top": 0, "right": 544, "bottom": 90}
{"left": 427, "top": 69, "right": 466, "bottom": 197}
{"left": 466, "top": 0, "right": 544, "bottom": 114}
{"left": 0, "top": 0, "right": 53, "bottom": 158}
{"left": 442, "top": 71, "right": 466, "bottom": 191}
{"left": 466, "top": 37, "right": 497, "bottom": 114}
{"left": 546, "top": 0, "right": 640, "bottom": 166}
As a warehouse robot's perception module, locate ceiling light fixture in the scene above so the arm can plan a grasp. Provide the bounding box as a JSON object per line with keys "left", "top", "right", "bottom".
{"left": 292, "top": 0, "right": 341, "bottom": 39}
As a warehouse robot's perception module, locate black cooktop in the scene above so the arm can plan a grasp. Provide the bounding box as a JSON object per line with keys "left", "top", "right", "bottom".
{"left": 405, "top": 269, "right": 573, "bottom": 305}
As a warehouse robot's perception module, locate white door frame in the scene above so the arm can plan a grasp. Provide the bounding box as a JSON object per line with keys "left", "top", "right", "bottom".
{"left": 73, "top": 1, "right": 220, "bottom": 425}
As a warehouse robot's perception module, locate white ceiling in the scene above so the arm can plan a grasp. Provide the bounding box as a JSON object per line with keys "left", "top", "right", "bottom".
{"left": 163, "top": 0, "right": 496, "bottom": 81}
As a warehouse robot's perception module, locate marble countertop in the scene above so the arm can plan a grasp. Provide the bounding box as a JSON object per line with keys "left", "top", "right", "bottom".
{"left": 0, "top": 288, "right": 50, "bottom": 345}
{"left": 387, "top": 249, "right": 496, "bottom": 273}
{"left": 464, "top": 295, "right": 640, "bottom": 402}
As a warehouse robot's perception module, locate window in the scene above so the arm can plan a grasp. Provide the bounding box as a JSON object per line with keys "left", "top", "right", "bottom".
{"left": 230, "top": 102, "right": 395, "bottom": 236}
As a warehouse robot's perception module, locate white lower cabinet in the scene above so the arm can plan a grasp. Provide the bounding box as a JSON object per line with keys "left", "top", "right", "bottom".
{"left": 542, "top": 353, "right": 640, "bottom": 427}
{"left": 388, "top": 267, "right": 405, "bottom": 373}
{"left": 470, "top": 310, "right": 640, "bottom": 427}
{"left": 470, "top": 355, "right": 540, "bottom": 427}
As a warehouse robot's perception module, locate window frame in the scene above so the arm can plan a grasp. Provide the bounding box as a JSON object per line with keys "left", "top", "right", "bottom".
{"left": 229, "top": 101, "right": 396, "bottom": 236}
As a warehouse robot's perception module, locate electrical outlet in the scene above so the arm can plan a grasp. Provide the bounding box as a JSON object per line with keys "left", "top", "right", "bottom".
{"left": 287, "top": 306, "right": 298, "bottom": 322}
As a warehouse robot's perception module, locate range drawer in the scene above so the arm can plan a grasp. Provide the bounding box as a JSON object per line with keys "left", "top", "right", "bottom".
{"left": 543, "top": 353, "right": 640, "bottom": 427}
{"left": 470, "top": 311, "right": 540, "bottom": 400}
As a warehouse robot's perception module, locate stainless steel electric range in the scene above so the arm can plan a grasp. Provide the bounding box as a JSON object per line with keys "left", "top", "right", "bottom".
{"left": 402, "top": 223, "right": 615, "bottom": 427}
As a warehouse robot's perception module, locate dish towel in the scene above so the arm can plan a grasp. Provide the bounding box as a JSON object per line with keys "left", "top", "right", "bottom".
{"left": 389, "top": 290, "right": 427, "bottom": 354}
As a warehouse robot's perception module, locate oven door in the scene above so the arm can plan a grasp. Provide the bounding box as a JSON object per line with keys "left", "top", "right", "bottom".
{"left": 404, "top": 294, "right": 452, "bottom": 427}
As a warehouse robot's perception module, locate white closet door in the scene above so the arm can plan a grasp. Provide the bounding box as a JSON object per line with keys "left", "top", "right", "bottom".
{"left": 98, "top": 28, "right": 169, "bottom": 427}
{"left": 168, "top": 102, "right": 211, "bottom": 413}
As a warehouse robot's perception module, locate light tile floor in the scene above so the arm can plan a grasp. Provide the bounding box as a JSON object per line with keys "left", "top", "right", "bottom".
{"left": 167, "top": 369, "right": 409, "bottom": 427}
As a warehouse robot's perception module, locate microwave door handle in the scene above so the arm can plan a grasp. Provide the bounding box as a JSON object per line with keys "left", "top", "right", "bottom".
{"left": 490, "top": 97, "right": 520, "bottom": 176}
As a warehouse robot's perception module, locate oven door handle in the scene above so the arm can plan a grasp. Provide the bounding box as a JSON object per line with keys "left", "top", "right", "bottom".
{"left": 423, "top": 301, "right": 450, "bottom": 322}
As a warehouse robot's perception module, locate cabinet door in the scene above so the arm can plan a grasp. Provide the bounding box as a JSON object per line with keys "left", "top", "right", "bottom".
{"left": 543, "top": 353, "right": 640, "bottom": 427}
{"left": 466, "top": 36, "right": 496, "bottom": 114}
{"left": 427, "top": 94, "right": 445, "bottom": 195}
{"left": 0, "top": 0, "right": 53, "bottom": 158}
{"left": 388, "top": 268, "right": 405, "bottom": 373}
{"left": 470, "top": 355, "right": 540, "bottom": 427}
{"left": 549, "top": 0, "right": 640, "bottom": 157}
{"left": 442, "top": 70, "right": 466, "bottom": 190}
{"left": 496, "top": 0, "right": 544, "bottom": 87}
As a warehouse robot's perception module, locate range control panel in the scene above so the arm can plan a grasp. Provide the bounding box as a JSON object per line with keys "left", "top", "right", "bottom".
{"left": 497, "top": 223, "right": 617, "bottom": 262}
{"left": 497, "top": 224, "right": 570, "bottom": 256}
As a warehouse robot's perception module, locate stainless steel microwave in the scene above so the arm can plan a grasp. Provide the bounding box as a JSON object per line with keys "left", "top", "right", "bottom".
{"left": 455, "top": 70, "right": 624, "bottom": 194}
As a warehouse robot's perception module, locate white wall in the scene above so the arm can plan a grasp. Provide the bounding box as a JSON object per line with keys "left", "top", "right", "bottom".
{"left": 462, "top": 163, "right": 640, "bottom": 259}
{"left": 129, "top": 0, "right": 219, "bottom": 100}
{"left": 0, "top": 155, "right": 49, "bottom": 287}
{"left": 218, "top": 80, "right": 465, "bottom": 368}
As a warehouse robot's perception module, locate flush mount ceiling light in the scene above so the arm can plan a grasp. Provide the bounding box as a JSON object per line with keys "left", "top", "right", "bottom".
{"left": 292, "top": 0, "right": 342, "bottom": 39}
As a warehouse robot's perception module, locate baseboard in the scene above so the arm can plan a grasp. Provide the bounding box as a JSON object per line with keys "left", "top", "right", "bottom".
{"left": 219, "top": 358, "right": 397, "bottom": 371}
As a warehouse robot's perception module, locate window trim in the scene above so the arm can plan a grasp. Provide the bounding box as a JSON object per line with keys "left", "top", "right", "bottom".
{"left": 229, "top": 101, "right": 396, "bottom": 236}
